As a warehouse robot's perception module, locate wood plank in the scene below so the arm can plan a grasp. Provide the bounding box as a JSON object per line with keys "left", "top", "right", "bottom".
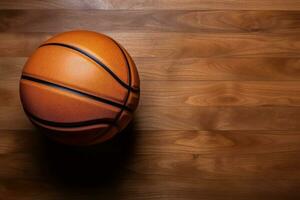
{"left": 138, "top": 57, "right": 300, "bottom": 81}
{"left": 1, "top": 10, "right": 300, "bottom": 34}
{"left": 1, "top": 58, "right": 300, "bottom": 107}
{"left": 141, "top": 81, "right": 300, "bottom": 106}
{"left": 2, "top": 57, "right": 300, "bottom": 81}
{"left": 1, "top": 137, "right": 300, "bottom": 183}
{"left": 2, "top": 129, "right": 300, "bottom": 156}
{"left": 128, "top": 130, "right": 300, "bottom": 155}
{"left": 0, "top": 0, "right": 300, "bottom": 10}
{"left": 135, "top": 106, "right": 300, "bottom": 130}
{"left": 1, "top": 105, "right": 300, "bottom": 130}
{"left": 1, "top": 32, "right": 299, "bottom": 58}
{"left": 3, "top": 76, "right": 300, "bottom": 107}
{"left": 0, "top": 177, "right": 299, "bottom": 200}
{"left": 0, "top": 130, "right": 300, "bottom": 199}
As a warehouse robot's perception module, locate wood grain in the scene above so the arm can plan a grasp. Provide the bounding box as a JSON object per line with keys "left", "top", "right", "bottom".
{"left": 3, "top": 76, "right": 300, "bottom": 107}
{"left": 1, "top": 32, "right": 299, "bottom": 58}
{"left": 1, "top": 130, "right": 300, "bottom": 181}
{"left": 0, "top": 129, "right": 299, "bottom": 200}
{"left": 137, "top": 57, "right": 300, "bottom": 81}
{"left": 135, "top": 106, "right": 300, "bottom": 130}
{"left": 2, "top": 57, "right": 300, "bottom": 81}
{"left": 141, "top": 81, "right": 300, "bottom": 106}
{"left": 3, "top": 130, "right": 300, "bottom": 155}
{"left": 1, "top": 105, "right": 300, "bottom": 131}
{"left": 1, "top": 10, "right": 300, "bottom": 34}
{"left": 1, "top": 0, "right": 300, "bottom": 199}
{"left": 0, "top": 0, "right": 300, "bottom": 10}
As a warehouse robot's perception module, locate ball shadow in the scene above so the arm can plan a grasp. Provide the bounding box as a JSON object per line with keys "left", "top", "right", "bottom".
{"left": 35, "top": 122, "right": 137, "bottom": 188}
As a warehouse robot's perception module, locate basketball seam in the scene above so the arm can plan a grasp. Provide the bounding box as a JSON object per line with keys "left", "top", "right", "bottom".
{"left": 82, "top": 39, "right": 136, "bottom": 144}
{"left": 24, "top": 109, "right": 114, "bottom": 128}
{"left": 21, "top": 74, "right": 132, "bottom": 112}
{"left": 39, "top": 43, "right": 140, "bottom": 93}
{"left": 107, "top": 39, "right": 133, "bottom": 129}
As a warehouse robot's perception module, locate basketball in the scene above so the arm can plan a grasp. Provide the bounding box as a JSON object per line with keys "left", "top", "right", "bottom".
{"left": 19, "top": 30, "right": 140, "bottom": 145}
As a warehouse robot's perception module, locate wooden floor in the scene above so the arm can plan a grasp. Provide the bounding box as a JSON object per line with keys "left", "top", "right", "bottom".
{"left": 1, "top": 0, "right": 300, "bottom": 199}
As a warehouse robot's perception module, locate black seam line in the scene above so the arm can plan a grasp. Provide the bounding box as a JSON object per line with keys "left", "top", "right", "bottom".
{"left": 39, "top": 42, "right": 140, "bottom": 93}
{"left": 111, "top": 40, "right": 132, "bottom": 125}
{"left": 24, "top": 109, "right": 113, "bottom": 128}
{"left": 84, "top": 39, "right": 133, "bottom": 142}
{"left": 77, "top": 38, "right": 132, "bottom": 144}
{"left": 21, "top": 75, "right": 132, "bottom": 112}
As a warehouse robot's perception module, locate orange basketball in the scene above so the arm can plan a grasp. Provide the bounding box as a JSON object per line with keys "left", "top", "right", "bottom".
{"left": 19, "top": 30, "right": 140, "bottom": 145}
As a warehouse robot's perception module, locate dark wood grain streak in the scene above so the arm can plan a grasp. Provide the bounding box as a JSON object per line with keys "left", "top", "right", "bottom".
{"left": 1, "top": 10, "right": 300, "bottom": 34}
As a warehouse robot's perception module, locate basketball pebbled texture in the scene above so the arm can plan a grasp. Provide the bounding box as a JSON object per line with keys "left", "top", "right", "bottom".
{"left": 19, "top": 30, "right": 140, "bottom": 145}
